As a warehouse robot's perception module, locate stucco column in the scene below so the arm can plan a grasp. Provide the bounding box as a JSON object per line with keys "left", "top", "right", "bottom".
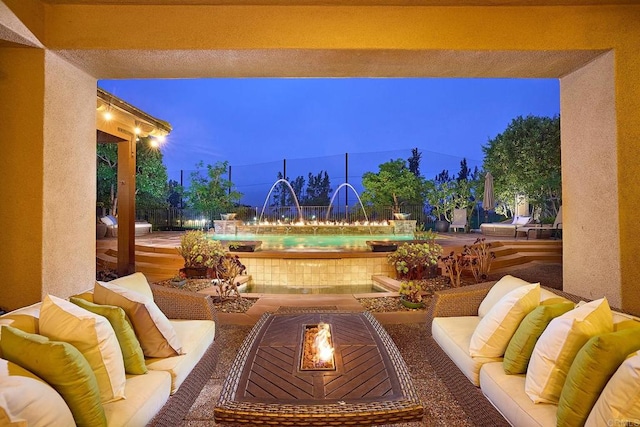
{"left": 0, "top": 47, "right": 46, "bottom": 310}
{"left": 0, "top": 49, "right": 96, "bottom": 311}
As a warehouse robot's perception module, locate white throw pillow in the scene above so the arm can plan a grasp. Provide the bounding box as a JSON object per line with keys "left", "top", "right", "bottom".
{"left": 39, "top": 295, "right": 126, "bottom": 404}
{"left": 478, "top": 275, "right": 538, "bottom": 318}
{"left": 94, "top": 281, "right": 182, "bottom": 358}
{"left": 109, "top": 272, "right": 154, "bottom": 300}
{"left": 525, "top": 298, "right": 613, "bottom": 404}
{"left": 470, "top": 283, "right": 540, "bottom": 357}
{"left": 0, "top": 358, "right": 75, "bottom": 427}
{"left": 585, "top": 350, "right": 640, "bottom": 427}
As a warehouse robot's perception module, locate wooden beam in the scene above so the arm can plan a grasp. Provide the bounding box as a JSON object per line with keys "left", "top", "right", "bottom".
{"left": 117, "top": 133, "right": 136, "bottom": 275}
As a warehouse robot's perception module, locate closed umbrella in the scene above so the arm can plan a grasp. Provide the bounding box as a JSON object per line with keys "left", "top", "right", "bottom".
{"left": 482, "top": 172, "right": 495, "bottom": 223}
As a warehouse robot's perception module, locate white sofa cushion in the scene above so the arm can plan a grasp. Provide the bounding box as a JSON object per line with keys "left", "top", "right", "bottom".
{"left": 432, "top": 316, "right": 501, "bottom": 386}
{"left": 103, "top": 370, "right": 171, "bottom": 427}
{"left": 479, "top": 362, "right": 557, "bottom": 427}
{"left": 39, "top": 295, "right": 126, "bottom": 404}
{"left": 585, "top": 350, "right": 640, "bottom": 427}
{"left": 470, "top": 283, "right": 540, "bottom": 357}
{"left": 478, "top": 275, "right": 538, "bottom": 318}
{"left": 0, "top": 358, "right": 75, "bottom": 427}
{"left": 525, "top": 298, "right": 613, "bottom": 404}
{"left": 146, "top": 319, "right": 216, "bottom": 394}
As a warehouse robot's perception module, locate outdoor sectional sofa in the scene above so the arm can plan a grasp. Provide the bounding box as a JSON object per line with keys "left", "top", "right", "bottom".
{"left": 0, "top": 272, "right": 218, "bottom": 427}
{"left": 428, "top": 276, "right": 640, "bottom": 426}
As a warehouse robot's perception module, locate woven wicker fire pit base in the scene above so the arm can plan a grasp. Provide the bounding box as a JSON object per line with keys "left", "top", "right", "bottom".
{"left": 214, "top": 311, "right": 424, "bottom": 426}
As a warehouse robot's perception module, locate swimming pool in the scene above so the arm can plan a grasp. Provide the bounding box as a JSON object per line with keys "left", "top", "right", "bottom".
{"left": 211, "top": 233, "right": 414, "bottom": 251}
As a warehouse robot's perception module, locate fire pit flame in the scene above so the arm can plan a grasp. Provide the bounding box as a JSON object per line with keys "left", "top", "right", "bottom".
{"left": 300, "top": 323, "right": 336, "bottom": 371}
{"left": 314, "top": 323, "right": 334, "bottom": 364}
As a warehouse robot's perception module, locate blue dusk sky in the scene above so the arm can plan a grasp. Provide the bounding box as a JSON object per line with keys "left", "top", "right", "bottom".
{"left": 98, "top": 78, "right": 559, "bottom": 206}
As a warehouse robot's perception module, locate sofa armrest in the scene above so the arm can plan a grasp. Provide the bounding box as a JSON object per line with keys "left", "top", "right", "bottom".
{"left": 426, "top": 281, "right": 497, "bottom": 324}
{"left": 150, "top": 284, "right": 218, "bottom": 323}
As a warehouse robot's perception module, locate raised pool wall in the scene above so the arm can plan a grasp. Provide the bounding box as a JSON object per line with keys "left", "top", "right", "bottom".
{"left": 238, "top": 252, "right": 396, "bottom": 289}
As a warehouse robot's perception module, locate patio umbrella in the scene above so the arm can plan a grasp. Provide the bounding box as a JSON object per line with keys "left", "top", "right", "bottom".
{"left": 482, "top": 172, "right": 495, "bottom": 223}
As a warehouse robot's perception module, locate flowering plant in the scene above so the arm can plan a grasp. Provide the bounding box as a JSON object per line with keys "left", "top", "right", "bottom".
{"left": 387, "top": 242, "right": 442, "bottom": 280}
{"left": 399, "top": 281, "right": 425, "bottom": 303}
{"left": 176, "top": 230, "right": 226, "bottom": 268}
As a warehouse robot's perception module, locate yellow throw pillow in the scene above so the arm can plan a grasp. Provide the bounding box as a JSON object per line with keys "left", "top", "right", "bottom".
{"left": 94, "top": 281, "right": 182, "bottom": 358}
{"left": 0, "top": 325, "right": 106, "bottom": 427}
{"left": 503, "top": 300, "right": 575, "bottom": 374}
{"left": 39, "top": 295, "right": 126, "bottom": 403}
{"left": 469, "top": 283, "right": 540, "bottom": 357}
{"left": 525, "top": 298, "right": 613, "bottom": 404}
{"left": 614, "top": 319, "right": 640, "bottom": 331}
{"left": 558, "top": 326, "right": 640, "bottom": 426}
{"left": 585, "top": 350, "right": 640, "bottom": 427}
{"left": 70, "top": 297, "right": 148, "bottom": 375}
{"left": 478, "top": 275, "right": 538, "bottom": 318}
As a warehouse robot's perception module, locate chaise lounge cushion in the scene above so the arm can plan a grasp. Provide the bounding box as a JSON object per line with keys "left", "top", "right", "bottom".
{"left": 480, "top": 362, "right": 557, "bottom": 427}
{"left": 146, "top": 319, "right": 216, "bottom": 394}
{"left": 432, "top": 316, "right": 502, "bottom": 386}
{"left": 0, "top": 358, "right": 76, "bottom": 427}
{"left": 525, "top": 298, "right": 613, "bottom": 404}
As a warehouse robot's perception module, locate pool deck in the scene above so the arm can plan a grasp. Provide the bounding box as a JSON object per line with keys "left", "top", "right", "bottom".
{"left": 97, "top": 230, "right": 562, "bottom": 325}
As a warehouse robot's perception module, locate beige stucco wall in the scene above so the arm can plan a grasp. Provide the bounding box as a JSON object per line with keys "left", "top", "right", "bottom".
{"left": 42, "top": 50, "right": 97, "bottom": 299}
{"left": 560, "top": 52, "right": 621, "bottom": 307}
{"left": 1, "top": 2, "right": 640, "bottom": 312}
{"left": 0, "top": 47, "right": 46, "bottom": 310}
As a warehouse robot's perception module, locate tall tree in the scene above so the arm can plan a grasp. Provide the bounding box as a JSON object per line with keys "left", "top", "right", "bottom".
{"left": 303, "top": 171, "right": 332, "bottom": 206}
{"left": 186, "top": 160, "right": 242, "bottom": 214}
{"left": 97, "top": 136, "right": 170, "bottom": 214}
{"left": 407, "top": 147, "right": 422, "bottom": 177}
{"left": 135, "top": 137, "right": 169, "bottom": 209}
{"left": 166, "top": 179, "right": 183, "bottom": 208}
{"left": 361, "top": 158, "right": 427, "bottom": 213}
{"left": 482, "top": 115, "right": 561, "bottom": 217}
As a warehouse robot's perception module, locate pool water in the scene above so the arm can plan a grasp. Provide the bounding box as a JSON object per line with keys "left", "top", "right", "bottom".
{"left": 212, "top": 233, "right": 413, "bottom": 251}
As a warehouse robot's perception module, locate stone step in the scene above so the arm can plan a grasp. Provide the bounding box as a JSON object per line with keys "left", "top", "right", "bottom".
{"left": 492, "top": 251, "right": 562, "bottom": 270}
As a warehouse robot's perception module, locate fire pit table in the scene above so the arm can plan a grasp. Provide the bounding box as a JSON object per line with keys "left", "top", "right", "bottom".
{"left": 214, "top": 311, "right": 424, "bottom": 425}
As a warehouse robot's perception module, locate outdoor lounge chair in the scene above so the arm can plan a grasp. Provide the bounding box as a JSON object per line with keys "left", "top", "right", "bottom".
{"left": 100, "top": 215, "right": 153, "bottom": 237}
{"left": 480, "top": 215, "right": 532, "bottom": 237}
{"left": 516, "top": 206, "right": 563, "bottom": 240}
{"left": 450, "top": 208, "right": 467, "bottom": 232}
